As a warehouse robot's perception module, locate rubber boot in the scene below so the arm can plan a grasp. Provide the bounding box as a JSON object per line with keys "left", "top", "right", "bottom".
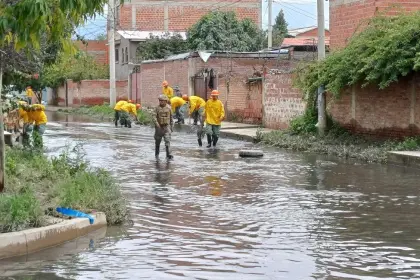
{"left": 213, "top": 136, "right": 218, "bottom": 147}
{"left": 166, "top": 146, "right": 173, "bottom": 160}
{"left": 155, "top": 144, "right": 160, "bottom": 159}
{"left": 206, "top": 135, "right": 212, "bottom": 148}
{"left": 198, "top": 138, "right": 202, "bottom": 147}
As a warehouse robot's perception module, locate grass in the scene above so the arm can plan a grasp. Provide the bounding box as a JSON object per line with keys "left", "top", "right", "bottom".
{"left": 59, "top": 104, "right": 154, "bottom": 125}
{"left": 0, "top": 145, "right": 128, "bottom": 233}
{"left": 258, "top": 127, "right": 420, "bottom": 163}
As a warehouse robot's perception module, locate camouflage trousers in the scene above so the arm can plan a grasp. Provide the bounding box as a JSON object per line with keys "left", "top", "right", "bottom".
{"left": 154, "top": 125, "right": 171, "bottom": 147}
{"left": 119, "top": 111, "right": 131, "bottom": 128}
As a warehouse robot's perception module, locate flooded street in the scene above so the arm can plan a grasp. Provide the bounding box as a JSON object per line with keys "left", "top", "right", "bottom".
{"left": 2, "top": 112, "right": 420, "bottom": 280}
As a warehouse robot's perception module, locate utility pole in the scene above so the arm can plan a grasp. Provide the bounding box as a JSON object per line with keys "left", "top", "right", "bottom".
{"left": 0, "top": 53, "right": 4, "bottom": 193}
{"left": 317, "top": 0, "right": 326, "bottom": 136}
{"left": 108, "top": 0, "right": 117, "bottom": 107}
{"left": 268, "top": 0, "right": 273, "bottom": 49}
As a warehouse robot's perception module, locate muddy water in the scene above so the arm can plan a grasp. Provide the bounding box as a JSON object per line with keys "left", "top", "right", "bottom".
{"left": 2, "top": 112, "right": 420, "bottom": 280}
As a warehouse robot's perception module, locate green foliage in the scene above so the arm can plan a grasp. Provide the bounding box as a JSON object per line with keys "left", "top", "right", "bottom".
{"left": 42, "top": 51, "right": 109, "bottom": 88}
{"left": 0, "top": 0, "right": 111, "bottom": 50}
{"left": 137, "top": 109, "right": 154, "bottom": 126}
{"left": 136, "top": 33, "right": 189, "bottom": 61}
{"left": 393, "top": 137, "right": 420, "bottom": 151}
{"left": 95, "top": 33, "right": 107, "bottom": 41}
{"left": 289, "top": 107, "right": 318, "bottom": 135}
{"left": 294, "top": 11, "right": 420, "bottom": 96}
{"left": 1, "top": 146, "right": 128, "bottom": 233}
{"left": 273, "top": 9, "right": 288, "bottom": 47}
{"left": 187, "top": 11, "right": 266, "bottom": 52}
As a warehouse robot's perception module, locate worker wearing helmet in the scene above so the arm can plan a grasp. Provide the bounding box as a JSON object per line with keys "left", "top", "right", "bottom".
{"left": 120, "top": 102, "right": 141, "bottom": 128}
{"left": 113, "top": 100, "right": 128, "bottom": 127}
{"left": 173, "top": 85, "right": 182, "bottom": 97}
{"left": 182, "top": 94, "right": 206, "bottom": 146}
{"left": 170, "top": 95, "right": 187, "bottom": 124}
{"left": 153, "top": 94, "right": 174, "bottom": 159}
{"left": 162, "top": 80, "right": 174, "bottom": 100}
{"left": 205, "top": 90, "right": 225, "bottom": 148}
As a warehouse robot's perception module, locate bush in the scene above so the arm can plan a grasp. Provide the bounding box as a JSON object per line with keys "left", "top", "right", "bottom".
{"left": 137, "top": 109, "right": 154, "bottom": 126}
{"left": 1, "top": 146, "right": 128, "bottom": 233}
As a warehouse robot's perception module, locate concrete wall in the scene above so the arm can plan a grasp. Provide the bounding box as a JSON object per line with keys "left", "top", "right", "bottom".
{"left": 330, "top": 0, "right": 420, "bottom": 49}
{"left": 74, "top": 40, "right": 109, "bottom": 65}
{"left": 57, "top": 80, "right": 128, "bottom": 106}
{"left": 263, "top": 65, "right": 306, "bottom": 130}
{"left": 117, "top": 0, "right": 262, "bottom": 31}
{"left": 328, "top": 74, "right": 420, "bottom": 138}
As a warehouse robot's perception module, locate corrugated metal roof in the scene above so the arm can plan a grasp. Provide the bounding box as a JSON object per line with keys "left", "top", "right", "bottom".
{"left": 281, "top": 37, "right": 330, "bottom": 47}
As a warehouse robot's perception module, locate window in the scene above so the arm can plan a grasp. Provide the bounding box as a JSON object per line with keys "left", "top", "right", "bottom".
{"left": 125, "top": 47, "right": 128, "bottom": 63}
{"left": 115, "top": 48, "right": 119, "bottom": 63}
{"left": 122, "top": 48, "right": 125, "bottom": 63}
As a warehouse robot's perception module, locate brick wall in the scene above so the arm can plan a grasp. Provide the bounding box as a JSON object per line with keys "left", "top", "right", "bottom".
{"left": 136, "top": 55, "right": 278, "bottom": 124}
{"left": 295, "top": 28, "right": 331, "bottom": 38}
{"left": 263, "top": 64, "right": 306, "bottom": 129}
{"left": 74, "top": 40, "right": 109, "bottom": 64}
{"left": 330, "top": 0, "right": 420, "bottom": 49}
{"left": 117, "top": 0, "right": 261, "bottom": 31}
{"left": 57, "top": 80, "right": 128, "bottom": 106}
{"left": 328, "top": 74, "right": 420, "bottom": 138}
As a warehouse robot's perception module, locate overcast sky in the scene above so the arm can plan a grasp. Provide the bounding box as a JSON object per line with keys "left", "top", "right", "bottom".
{"left": 77, "top": 0, "right": 330, "bottom": 39}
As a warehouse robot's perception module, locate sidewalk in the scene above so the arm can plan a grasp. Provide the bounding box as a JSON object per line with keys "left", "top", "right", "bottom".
{"left": 388, "top": 151, "right": 420, "bottom": 169}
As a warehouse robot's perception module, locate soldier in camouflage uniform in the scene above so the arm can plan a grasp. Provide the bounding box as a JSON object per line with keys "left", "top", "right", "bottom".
{"left": 153, "top": 95, "right": 174, "bottom": 159}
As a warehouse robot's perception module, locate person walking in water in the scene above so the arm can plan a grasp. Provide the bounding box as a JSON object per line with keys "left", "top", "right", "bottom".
{"left": 162, "top": 80, "right": 174, "bottom": 100}
{"left": 182, "top": 94, "right": 206, "bottom": 146}
{"left": 205, "top": 90, "right": 225, "bottom": 148}
{"left": 153, "top": 95, "right": 174, "bottom": 160}
{"left": 120, "top": 102, "right": 140, "bottom": 128}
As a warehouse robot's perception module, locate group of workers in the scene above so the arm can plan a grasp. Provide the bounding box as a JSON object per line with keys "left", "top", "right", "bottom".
{"left": 17, "top": 100, "right": 48, "bottom": 146}
{"left": 113, "top": 99, "right": 141, "bottom": 128}
{"left": 153, "top": 80, "right": 225, "bottom": 160}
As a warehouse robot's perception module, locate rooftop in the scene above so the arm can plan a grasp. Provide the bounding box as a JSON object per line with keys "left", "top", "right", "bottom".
{"left": 117, "top": 30, "right": 187, "bottom": 41}
{"left": 287, "top": 26, "right": 329, "bottom": 37}
{"left": 281, "top": 37, "right": 330, "bottom": 47}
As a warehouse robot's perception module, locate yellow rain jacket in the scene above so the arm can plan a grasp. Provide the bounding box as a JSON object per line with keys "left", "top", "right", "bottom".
{"left": 26, "top": 88, "right": 34, "bottom": 98}
{"left": 18, "top": 101, "right": 30, "bottom": 123}
{"left": 31, "top": 104, "right": 47, "bottom": 125}
{"left": 121, "top": 103, "right": 137, "bottom": 116}
{"left": 188, "top": 96, "right": 206, "bottom": 115}
{"left": 205, "top": 99, "right": 225, "bottom": 125}
{"left": 114, "top": 100, "right": 128, "bottom": 111}
{"left": 162, "top": 86, "right": 174, "bottom": 99}
{"left": 170, "top": 96, "right": 186, "bottom": 113}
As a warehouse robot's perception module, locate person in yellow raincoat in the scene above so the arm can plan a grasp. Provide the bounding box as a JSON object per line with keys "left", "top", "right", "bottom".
{"left": 29, "top": 104, "right": 47, "bottom": 147}
{"left": 169, "top": 95, "right": 187, "bottom": 124}
{"left": 205, "top": 90, "right": 225, "bottom": 148}
{"left": 182, "top": 94, "right": 206, "bottom": 146}
{"left": 18, "top": 101, "right": 33, "bottom": 146}
{"left": 162, "top": 80, "right": 174, "bottom": 100}
{"left": 120, "top": 102, "right": 141, "bottom": 128}
{"left": 25, "top": 86, "right": 34, "bottom": 105}
{"left": 114, "top": 100, "right": 128, "bottom": 127}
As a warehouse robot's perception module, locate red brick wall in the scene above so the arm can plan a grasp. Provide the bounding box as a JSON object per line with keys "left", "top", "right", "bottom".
{"left": 328, "top": 74, "right": 420, "bottom": 138}
{"left": 263, "top": 64, "right": 306, "bottom": 129}
{"left": 136, "top": 55, "right": 277, "bottom": 124}
{"left": 118, "top": 0, "right": 261, "bottom": 31}
{"left": 57, "top": 80, "right": 128, "bottom": 106}
{"left": 330, "top": 0, "right": 420, "bottom": 49}
{"left": 74, "top": 40, "right": 109, "bottom": 64}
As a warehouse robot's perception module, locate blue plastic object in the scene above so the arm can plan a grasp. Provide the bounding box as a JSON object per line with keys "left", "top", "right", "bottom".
{"left": 56, "top": 207, "right": 95, "bottom": 225}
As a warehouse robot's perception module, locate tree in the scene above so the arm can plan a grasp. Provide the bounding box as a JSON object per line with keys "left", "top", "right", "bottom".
{"left": 273, "top": 9, "right": 288, "bottom": 47}
{"left": 0, "top": 0, "right": 112, "bottom": 192}
{"left": 136, "top": 33, "right": 189, "bottom": 61}
{"left": 95, "top": 33, "right": 107, "bottom": 41}
{"left": 187, "top": 11, "right": 265, "bottom": 52}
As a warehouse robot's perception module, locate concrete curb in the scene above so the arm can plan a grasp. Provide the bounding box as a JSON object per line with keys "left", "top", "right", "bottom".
{"left": 388, "top": 151, "right": 420, "bottom": 169}
{"left": 0, "top": 212, "right": 107, "bottom": 260}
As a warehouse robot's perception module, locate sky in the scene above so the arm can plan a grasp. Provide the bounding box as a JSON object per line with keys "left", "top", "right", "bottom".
{"left": 76, "top": 0, "right": 330, "bottom": 39}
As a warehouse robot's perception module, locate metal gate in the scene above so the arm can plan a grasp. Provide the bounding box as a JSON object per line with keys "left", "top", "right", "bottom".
{"left": 193, "top": 76, "right": 207, "bottom": 100}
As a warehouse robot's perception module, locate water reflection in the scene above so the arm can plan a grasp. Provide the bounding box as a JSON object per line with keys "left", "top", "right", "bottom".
{"left": 5, "top": 112, "right": 420, "bottom": 280}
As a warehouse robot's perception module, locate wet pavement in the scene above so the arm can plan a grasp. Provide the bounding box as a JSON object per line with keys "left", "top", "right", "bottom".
{"left": 2, "top": 112, "right": 420, "bottom": 280}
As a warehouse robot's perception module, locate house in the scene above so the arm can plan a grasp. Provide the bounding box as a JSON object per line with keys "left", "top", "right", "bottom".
{"left": 287, "top": 26, "right": 330, "bottom": 39}
{"left": 114, "top": 30, "right": 187, "bottom": 80}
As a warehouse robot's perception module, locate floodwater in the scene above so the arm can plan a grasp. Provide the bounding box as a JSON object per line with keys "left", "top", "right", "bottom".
{"left": 2, "top": 112, "right": 420, "bottom": 280}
